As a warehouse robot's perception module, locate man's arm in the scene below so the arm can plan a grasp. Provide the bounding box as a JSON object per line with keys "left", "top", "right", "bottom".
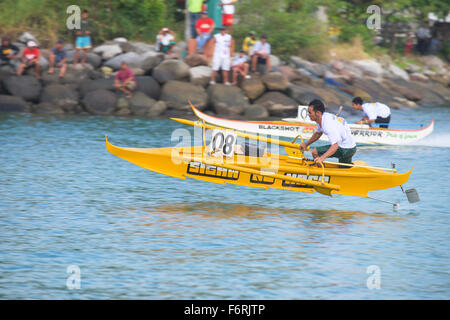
{"left": 315, "top": 143, "right": 338, "bottom": 163}
{"left": 300, "top": 131, "right": 323, "bottom": 151}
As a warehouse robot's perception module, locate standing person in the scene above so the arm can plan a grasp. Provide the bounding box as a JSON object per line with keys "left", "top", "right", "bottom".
{"left": 220, "top": 0, "right": 237, "bottom": 34}
{"left": 242, "top": 31, "right": 256, "bottom": 55}
{"left": 74, "top": 9, "right": 92, "bottom": 66}
{"left": 231, "top": 49, "right": 250, "bottom": 85}
{"left": 300, "top": 99, "right": 356, "bottom": 165}
{"left": 48, "top": 39, "right": 68, "bottom": 78}
{"left": 114, "top": 62, "right": 137, "bottom": 98}
{"left": 0, "top": 36, "right": 19, "bottom": 70}
{"left": 210, "top": 27, "right": 232, "bottom": 85}
{"left": 416, "top": 24, "right": 430, "bottom": 55}
{"left": 156, "top": 28, "right": 177, "bottom": 54}
{"left": 195, "top": 11, "right": 215, "bottom": 53}
{"left": 404, "top": 31, "right": 414, "bottom": 55}
{"left": 251, "top": 35, "right": 272, "bottom": 73}
{"left": 188, "top": 0, "right": 204, "bottom": 39}
{"left": 352, "top": 97, "right": 391, "bottom": 128}
{"left": 17, "top": 41, "right": 41, "bottom": 79}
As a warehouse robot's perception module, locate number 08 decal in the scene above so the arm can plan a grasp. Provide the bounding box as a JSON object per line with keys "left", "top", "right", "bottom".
{"left": 209, "top": 130, "right": 237, "bottom": 157}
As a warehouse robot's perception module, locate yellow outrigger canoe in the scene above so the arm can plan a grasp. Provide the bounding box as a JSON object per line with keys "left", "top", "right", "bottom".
{"left": 105, "top": 117, "right": 417, "bottom": 205}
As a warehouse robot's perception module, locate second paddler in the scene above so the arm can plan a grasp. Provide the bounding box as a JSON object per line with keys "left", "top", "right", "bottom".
{"left": 299, "top": 99, "right": 357, "bottom": 166}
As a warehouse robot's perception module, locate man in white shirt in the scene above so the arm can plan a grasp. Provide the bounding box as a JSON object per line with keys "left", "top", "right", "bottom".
{"left": 210, "top": 27, "right": 232, "bottom": 85}
{"left": 156, "top": 27, "right": 176, "bottom": 54}
{"left": 251, "top": 35, "right": 272, "bottom": 73}
{"left": 352, "top": 97, "right": 391, "bottom": 128}
{"left": 220, "top": 0, "right": 237, "bottom": 33}
{"left": 300, "top": 99, "right": 357, "bottom": 165}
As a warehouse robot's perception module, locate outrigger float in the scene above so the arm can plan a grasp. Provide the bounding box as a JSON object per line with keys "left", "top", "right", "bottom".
{"left": 190, "top": 104, "right": 434, "bottom": 146}
{"left": 106, "top": 103, "right": 420, "bottom": 209}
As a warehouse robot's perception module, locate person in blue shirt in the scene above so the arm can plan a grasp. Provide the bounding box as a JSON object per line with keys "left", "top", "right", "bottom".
{"left": 251, "top": 35, "right": 272, "bottom": 73}
{"left": 48, "top": 39, "right": 68, "bottom": 78}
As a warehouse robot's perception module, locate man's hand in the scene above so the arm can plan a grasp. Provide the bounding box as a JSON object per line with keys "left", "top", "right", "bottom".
{"left": 299, "top": 143, "right": 307, "bottom": 151}
{"left": 314, "top": 155, "right": 326, "bottom": 164}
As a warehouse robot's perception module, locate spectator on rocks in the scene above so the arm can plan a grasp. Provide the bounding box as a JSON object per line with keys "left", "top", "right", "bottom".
{"left": 210, "top": 27, "right": 232, "bottom": 86}
{"left": 17, "top": 41, "right": 40, "bottom": 79}
{"left": 220, "top": 0, "right": 238, "bottom": 34}
{"left": 188, "top": 0, "right": 205, "bottom": 39}
{"left": 114, "top": 62, "right": 137, "bottom": 98}
{"left": 416, "top": 24, "right": 430, "bottom": 55}
{"left": 404, "top": 31, "right": 414, "bottom": 55}
{"left": 156, "top": 28, "right": 176, "bottom": 54}
{"left": 242, "top": 31, "right": 256, "bottom": 55}
{"left": 231, "top": 49, "right": 250, "bottom": 85}
{"left": 251, "top": 34, "right": 271, "bottom": 73}
{"left": 0, "top": 36, "right": 20, "bottom": 70}
{"left": 48, "top": 39, "right": 68, "bottom": 78}
{"left": 195, "top": 11, "right": 215, "bottom": 53}
{"left": 74, "top": 9, "right": 92, "bottom": 66}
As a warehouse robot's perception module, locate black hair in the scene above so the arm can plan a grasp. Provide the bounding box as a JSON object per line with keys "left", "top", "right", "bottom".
{"left": 308, "top": 99, "right": 325, "bottom": 114}
{"left": 83, "top": 9, "right": 89, "bottom": 14}
{"left": 352, "top": 97, "right": 363, "bottom": 105}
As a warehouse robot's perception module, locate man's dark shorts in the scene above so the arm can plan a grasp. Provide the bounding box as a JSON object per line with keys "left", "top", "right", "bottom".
{"left": 375, "top": 115, "right": 391, "bottom": 128}
{"left": 252, "top": 55, "right": 267, "bottom": 65}
{"left": 316, "top": 144, "right": 357, "bottom": 165}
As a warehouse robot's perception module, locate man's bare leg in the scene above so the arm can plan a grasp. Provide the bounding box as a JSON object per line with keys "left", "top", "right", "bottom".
{"left": 223, "top": 70, "right": 229, "bottom": 84}
{"left": 17, "top": 63, "right": 25, "bottom": 76}
{"left": 35, "top": 62, "right": 41, "bottom": 79}
{"left": 59, "top": 64, "right": 67, "bottom": 78}
{"left": 74, "top": 49, "right": 80, "bottom": 65}
{"left": 48, "top": 54, "right": 55, "bottom": 73}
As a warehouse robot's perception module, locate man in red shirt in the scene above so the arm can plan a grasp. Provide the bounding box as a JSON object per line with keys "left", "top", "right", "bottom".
{"left": 114, "top": 62, "right": 137, "bottom": 98}
{"left": 17, "top": 41, "right": 41, "bottom": 79}
{"left": 195, "top": 11, "right": 215, "bottom": 53}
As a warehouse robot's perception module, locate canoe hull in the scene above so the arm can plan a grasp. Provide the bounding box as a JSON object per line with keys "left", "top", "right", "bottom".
{"left": 191, "top": 106, "right": 434, "bottom": 146}
{"left": 106, "top": 137, "right": 412, "bottom": 198}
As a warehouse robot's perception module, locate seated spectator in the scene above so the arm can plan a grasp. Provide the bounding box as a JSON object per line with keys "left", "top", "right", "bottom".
{"left": 195, "top": 11, "right": 215, "bottom": 53}
{"left": 242, "top": 31, "right": 256, "bottom": 55}
{"left": 0, "top": 36, "right": 19, "bottom": 70}
{"left": 48, "top": 39, "right": 68, "bottom": 78}
{"left": 17, "top": 41, "right": 41, "bottom": 79}
{"left": 210, "top": 27, "right": 232, "bottom": 85}
{"left": 156, "top": 28, "right": 176, "bottom": 54}
{"left": 220, "top": 0, "right": 237, "bottom": 34}
{"left": 114, "top": 62, "right": 137, "bottom": 98}
{"left": 231, "top": 49, "right": 250, "bottom": 85}
{"left": 251, "top": 35, "right": 271, "bottom": 73}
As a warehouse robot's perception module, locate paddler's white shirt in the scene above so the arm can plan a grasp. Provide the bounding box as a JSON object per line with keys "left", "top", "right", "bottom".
{"left": 362, "top": 102, "right": 391, "bottom": 120}
{"left": 316, "top": 112, "right": 356, "bottom": 148}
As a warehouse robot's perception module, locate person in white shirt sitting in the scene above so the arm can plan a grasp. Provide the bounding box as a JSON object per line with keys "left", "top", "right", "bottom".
{"left": 352, "top": 97, "right": 391, "bottom": 128}
{"left": 231, "top": 49, "right": 250, "bottom": 85}
{"left": 210, "top": 27, "right": 232, "bottom": 85}
{"left": 251, "top": 34, "right": 272, "bottom": 73}
{"left": 300, "top": 99, "right": 357, "bottom": 166}
{"left": 156, "top": 27, "right": 176, "bottom": 54}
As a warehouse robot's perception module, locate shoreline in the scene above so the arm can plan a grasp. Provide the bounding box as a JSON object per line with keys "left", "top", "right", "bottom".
{"left": 0, "top": 33, "right": 449, "bottom": 120}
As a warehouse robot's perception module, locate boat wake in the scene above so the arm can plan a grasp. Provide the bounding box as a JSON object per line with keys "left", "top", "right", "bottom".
{"left": 406, "top": 133, "right": 450, "bottom": 148}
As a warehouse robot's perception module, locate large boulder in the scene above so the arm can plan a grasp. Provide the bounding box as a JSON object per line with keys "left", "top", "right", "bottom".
{"left": 135, "top": 76, "right": 161, "bottom": 100}
{"left": 184, "top": 53, "right": 208, "bottom": 67}
{"left": 104, "top": 52, "right": 142, "bottom": 70}
{"left": 387, "top": 63, "right": 410, "bottom": 81}
{"left": 254, "top": 91, "right": 297, "bottom": 109}
{"left": 83, "top": 89, "right": 117, "bottom": 115}
{"left": 244, "top": 104, "right": 269, "bottom": 119}
{"left": 18, "top": 32, "right": 39, "bottom": 46}
{"left": 285, "top": 84, "right": 321, "bottom": 105}
{"left": 350, "top": 88, "right": 372, "bottom": 101}
{"left": 80, "top": 78, "right": 115, "bottom": 97}
{"left": 0, "top": 95, "right": 29, "bottom": 112}
{"left": 382, "top": 80, "right": 423, "bottom": 102}
{"left": 3, "top": 75, "right": 42, "bottom": 102}
{"left": 261, "top": 72, "right": 289, "bottom": 91}
{"left": 207, "top": 84, "right": 249, "bottom": 115}
{"left": 160, "top": 80, "right": 208, "bottom": 111}
{"left": 62, "top": 64, "right": 95, "bottom": 88}
{"left": 352, "top": 59, "right": 384, "bottom": 77}
{"left": 152, "top": 60, "right": 190, "bottom": 84}
{"left": 128, "top": 91, "right": 157, "bottom": 116}
{"left": 40, "top": 84, "right": 79, "bottom": 112}
{"left": 240, "top": 77, "right": 265, "bottom": 100}
{"left": 129, "top": 42, "right": 155, "bottom": 54}
{"left": 147, "top": 100, "right": 168, "bottom": 117}
{"left": 140, "top": 51, "right": 164, "bottom": 73}
{"left": 265, "top": 103, "right": 298, "bottom": 117}
{"left": 189, "top": 66, "right": 212, "bottom": 87}
{"left": 93, "top": 43, "right": 123, "bottom": 59}
{"left": 32, "top": 102, "right": 65, "bottom": 114}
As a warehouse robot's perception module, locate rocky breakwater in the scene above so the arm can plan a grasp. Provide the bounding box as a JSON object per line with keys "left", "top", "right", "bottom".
{"left": 0, "top": 32, "right": 449, "bottom": 119}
